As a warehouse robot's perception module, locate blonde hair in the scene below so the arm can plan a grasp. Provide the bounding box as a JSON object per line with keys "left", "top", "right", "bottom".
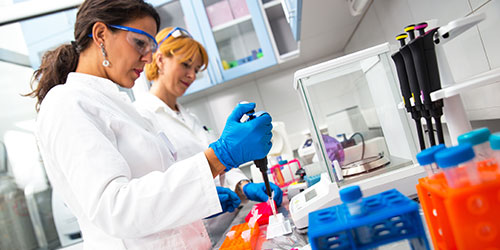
{"left": 145, "top": 27, "right": 209, "bottom": 81}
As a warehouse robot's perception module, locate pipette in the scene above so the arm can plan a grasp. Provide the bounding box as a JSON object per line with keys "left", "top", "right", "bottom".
{"left": 254, "top": 157, "right": 277, "bottom": 216}
{"left": 244, "top": 110, "right": 276, "bottom": 215}
{"left": 392, "top": 33, "right": 426, "bottom": 150}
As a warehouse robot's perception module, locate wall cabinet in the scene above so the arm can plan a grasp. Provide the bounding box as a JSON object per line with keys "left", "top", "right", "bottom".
{"left": 18, "top": 0, "right": 302, "bottom": 95}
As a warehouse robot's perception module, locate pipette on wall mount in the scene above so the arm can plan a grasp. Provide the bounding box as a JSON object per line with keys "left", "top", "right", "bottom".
{"left": 408, "top": 22, "right": 445, "bottom": 144}
{"left": 399, "top": 24, "right": 435, "bottom": 148}
{"left": 391, "top": 33, "right": 426, "bottom": 150}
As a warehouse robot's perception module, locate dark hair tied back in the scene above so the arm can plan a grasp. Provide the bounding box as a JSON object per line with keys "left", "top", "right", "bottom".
{"left": 26, "top": 0, "right": 160, "bottom": 111}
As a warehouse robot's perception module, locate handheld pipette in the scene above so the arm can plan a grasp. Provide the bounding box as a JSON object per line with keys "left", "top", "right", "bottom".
{"left": 245, "top": 111, "right": 277, "bottom": 216}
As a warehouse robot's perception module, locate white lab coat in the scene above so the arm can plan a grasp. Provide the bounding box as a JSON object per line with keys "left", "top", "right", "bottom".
{"left": 35, "top": 73, "right": 220, "bottom": 249}
{"left": 133, "top": 92, "right": 248, "bottom": 190}
{"left": 133, "top": 93, "right": 249, "bottom": 245}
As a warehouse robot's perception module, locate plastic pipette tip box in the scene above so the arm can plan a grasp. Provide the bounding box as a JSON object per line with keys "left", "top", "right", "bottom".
{"left": 308, "top": 189, "right": 429, "bottom": 250}
{"left": 245, "top": 201, "right": 277, "bottom": 225}
{"left": 220, "top": 222, "right": 260, "bottom": 250}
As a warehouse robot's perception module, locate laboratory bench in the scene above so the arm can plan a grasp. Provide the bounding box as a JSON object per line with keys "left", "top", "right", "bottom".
{"left": 213, "top": 196, "right": 309, "bottom": 250}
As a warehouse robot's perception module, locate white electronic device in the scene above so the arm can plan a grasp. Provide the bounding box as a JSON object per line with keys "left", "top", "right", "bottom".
{"left": 289, "top": 173, "right": 340, "bottom": 230}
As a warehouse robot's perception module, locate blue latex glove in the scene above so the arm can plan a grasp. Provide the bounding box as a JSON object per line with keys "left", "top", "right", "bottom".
{"left": 209, "top": 102, "right": 273, "bottom": 171}
{"left": 243, "top": 182, "right": 283, "bottom": 207}
{"left": 217, "top": 186, "right": 241, "bottom": 213}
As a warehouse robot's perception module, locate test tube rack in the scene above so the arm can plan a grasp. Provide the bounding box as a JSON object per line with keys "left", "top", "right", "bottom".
{"left": 308, "top": 189, "right": 429, "bottom": 250}
{"left": 220, "top": 222, "right": 260, "bottom": 250}
{"left": 416, "top": 165, "right": 500, "bottom": 250}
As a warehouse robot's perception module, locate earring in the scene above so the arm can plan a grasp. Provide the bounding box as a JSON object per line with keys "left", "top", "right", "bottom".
{"left": 100, "top": 43, "right": 110, "bottom": 67}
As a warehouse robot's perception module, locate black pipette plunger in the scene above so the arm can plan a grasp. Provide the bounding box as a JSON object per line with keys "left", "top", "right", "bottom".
{"left": 404, "top": 24, "right": 436, "bottom": 146}
{"left": 254, "top": 158, "right": 273, "bottom": 198}
{"left": 411, "top": 22, "right": 445, "bottom": 144}
{"left": 246, "top": 110, "right": 274, "bottom": 201}
{"left": 392, "top": 33, "right": 426, "bottom": 150}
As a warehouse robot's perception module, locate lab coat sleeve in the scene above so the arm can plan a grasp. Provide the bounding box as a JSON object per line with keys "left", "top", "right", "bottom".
{"left": 37, "top": 97, "right": 221, "bottom": 239}
{"left": 224, "top": 167, "right": 250, "bottom": 191}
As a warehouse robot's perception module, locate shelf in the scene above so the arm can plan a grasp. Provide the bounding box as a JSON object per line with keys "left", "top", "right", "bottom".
{"left": 212, "top": 15, "right": 252, "bottom": 33}
{"left": 263, "top": 0, "right": 281, "bottom": 9}
{"left": 430, "top": 67, "right": 500, "bottom": 101}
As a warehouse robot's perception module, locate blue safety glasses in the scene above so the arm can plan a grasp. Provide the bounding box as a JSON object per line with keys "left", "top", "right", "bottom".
{"left": 108, "top": 24, "right": 158, "bottom": 55}
{"left": 89, "top": 24, "right": 158, "bottom": 55}
{"left": 158, "top": 27, "right": 192, "bottom": 47}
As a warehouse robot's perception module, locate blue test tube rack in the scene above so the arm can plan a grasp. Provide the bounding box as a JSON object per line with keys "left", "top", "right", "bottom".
{"left": 308, "top": 188, "right": 430, "bottom": 250}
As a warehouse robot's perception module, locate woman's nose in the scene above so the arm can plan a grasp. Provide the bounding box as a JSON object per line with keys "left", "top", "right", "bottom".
{"left": 143, "top": 52, "right": 153, "bottom": 64}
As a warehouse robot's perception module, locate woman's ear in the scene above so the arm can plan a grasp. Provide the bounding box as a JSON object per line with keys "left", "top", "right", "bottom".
{"left": 92, "top": 22, "right": 108, "bottom": 46}
{"left": 156, "top": 53, "right": 164, "bottom": 71}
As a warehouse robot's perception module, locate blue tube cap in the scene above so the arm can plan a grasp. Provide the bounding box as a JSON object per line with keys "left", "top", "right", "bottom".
{"left": 457, "top": 127, "right": 491, "bottom": 146}
{"left": 278, "top": 160, "right": 288, "bottom": 165}
{"left": 435, "top": 144, "right": 475, "bottom": 168}
{"left": 490, "top": 133, "right": 500, "bottom": 150}
{"left": 416, "top": 144, "right": 446, "bottom": 165}
{"left": 340, "top": 185, "right": 362, "bottom": 203}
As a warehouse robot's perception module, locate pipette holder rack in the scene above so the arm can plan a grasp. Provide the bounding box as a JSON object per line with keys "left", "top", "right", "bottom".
{"left": 308, "top": 189, "right": 429, "bottom": 250}
{"left": 416, "top": 165, "right": 500, "bottom": 250}
{"left": 220, "top": 222, "right": 260, "bottom": 250}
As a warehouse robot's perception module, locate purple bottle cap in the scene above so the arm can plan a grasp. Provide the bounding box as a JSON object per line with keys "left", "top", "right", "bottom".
{"left": 415, "top": 22, "right": 428, "bottom": 30}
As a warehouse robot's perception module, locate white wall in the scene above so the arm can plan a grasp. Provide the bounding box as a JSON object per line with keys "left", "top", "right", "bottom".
{"left": 344, "top": 0, "right": 500, "bottom": 122}
{"left": 180, "top": 53, "right": 343, "bottom": 151}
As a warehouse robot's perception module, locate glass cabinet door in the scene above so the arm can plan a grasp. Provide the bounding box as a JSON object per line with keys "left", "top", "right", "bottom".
{"left": 282, "top": 0, "right": 302, "bottom": 41}
{"left": 145, "top": 0, "right": 215, "bottom": 95}
{"left": 192, "top": 0, "right": 277, "bottom": 82}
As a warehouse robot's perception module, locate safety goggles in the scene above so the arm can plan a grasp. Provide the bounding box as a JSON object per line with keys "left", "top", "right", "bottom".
{"left": 107, "top": 24, "right": 158, "bottom": 55}
{"left": 158, "top": 27, "right": 192, "bottom": 47}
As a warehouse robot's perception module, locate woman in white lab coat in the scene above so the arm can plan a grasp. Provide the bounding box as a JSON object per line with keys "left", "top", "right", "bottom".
{"left": 134, "top": 27, "right": 283, "bottom": 241}
{"left": 26, "top": 0, "right": 272, "bottom": 249}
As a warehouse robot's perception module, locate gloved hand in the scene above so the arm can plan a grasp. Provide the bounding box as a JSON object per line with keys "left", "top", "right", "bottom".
{"left": 209, "top": 102, "right": 273, "bottom": 171}
{"left": 217, "top": 186, "right": 241, "bottom": 213}
{"left": 243, "top": 182, "right": 283, "bottom": 207}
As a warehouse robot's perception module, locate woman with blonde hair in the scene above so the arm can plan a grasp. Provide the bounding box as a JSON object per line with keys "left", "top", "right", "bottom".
{"left": 134, "top": 26, "right": 283, "bottom": 245}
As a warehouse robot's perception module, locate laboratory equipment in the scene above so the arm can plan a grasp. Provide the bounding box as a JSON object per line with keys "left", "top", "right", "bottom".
{"left": 220, "top": 222, "right": 260, "bottom": 249}
{"left": 0, "top": 175, "right": 39, "bottom": 250}
{"left": 291, "top": 43, "right": 425, "bottom": 230}
{"left": 400, "top": 24, "right": 436, "bottom": 147}
{"left": 52, "top": 191, "right": 82, "bottom": 246}
{"left": 435, "top": 144, "right": 479, "bottom": 188}
{"left": 245, "top": 201, "right": 276, "bottom": 225}
{"left": 491, "top": 133, "right": 500, "bottom": 162}
{"left": 245, "top": 110, "right": 279, "bottom": 219}
{"left": 24, "top": 184, "right": 60, "bottom": 249}
{"left": 298, "top": 138, "right": 315, "bottom": 165}
{"left": 308, "top": 186, "right": 429, "bottom": 250}
{"left": 408, "top": 22, "right": 445, "bottom": 145}
{"left": 270, "top": 159, "right": 301, "bottom": 188}
{"left": 268, "top": 121, "right": 294, "bottom": 161}
{"left": 457, "top": 127, "right": 493, "bottom": 161}
{"left": 432, "top": 13, "right": 486, "bottom": 145}
{"left": 417, "top": 158, "right": 500, "bottom": 249}
{"left": 392, "top": 33, "right": 426, "bottom": 150}
{"left": 416, "top": 144, "right": 446, "bottom": 178}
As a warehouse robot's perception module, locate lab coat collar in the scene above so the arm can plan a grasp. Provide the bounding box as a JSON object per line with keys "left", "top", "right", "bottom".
{"left": 66, "top": 72, "right": 129, "bottom": 102}
{"left": 137, "top": 92, "right": 197, "bottom": 131}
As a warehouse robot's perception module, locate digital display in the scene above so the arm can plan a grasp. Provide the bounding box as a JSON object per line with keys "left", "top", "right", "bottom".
{"left": 305, "top": 189, "right": 317, "bottom": 202}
